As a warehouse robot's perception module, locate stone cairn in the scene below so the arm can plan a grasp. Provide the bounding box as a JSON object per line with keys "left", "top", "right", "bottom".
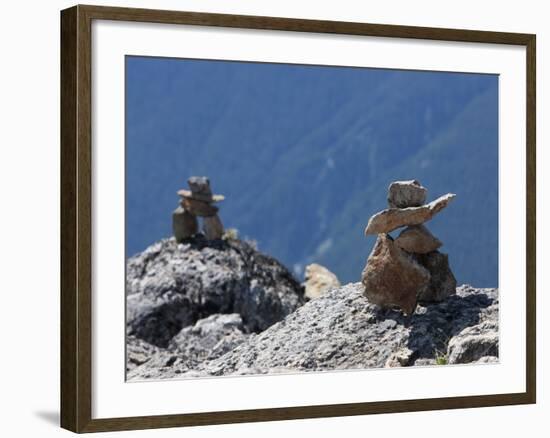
{"left": 172, "top": 176, "right": 225, "bottom": 241}
{"left": 361, "top": 180, "right": 457, "bottom": 315}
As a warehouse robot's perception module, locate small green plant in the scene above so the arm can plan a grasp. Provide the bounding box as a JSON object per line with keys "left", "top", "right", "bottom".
{"left": 434, "top": 349, "right": 448, "bottom": 365}
{"left": 222, "top": 228, "right": 239, "bottom": 241}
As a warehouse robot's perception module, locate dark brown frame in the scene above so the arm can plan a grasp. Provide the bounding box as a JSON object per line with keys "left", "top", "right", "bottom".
{"left": 61, "top": 4, "right": 536, "bottom": 433}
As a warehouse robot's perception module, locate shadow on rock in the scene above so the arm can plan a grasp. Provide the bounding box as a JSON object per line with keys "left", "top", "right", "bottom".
{"left": 406, "top": 292, "right": 494, "bottom": 364}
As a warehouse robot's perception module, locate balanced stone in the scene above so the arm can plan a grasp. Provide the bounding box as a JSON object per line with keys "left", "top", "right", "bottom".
{"left": 188, "top": 176, "right": 212, "bottom": 196}
{"left": 178, "top": 176, "right": 225, "bottom": 203}
{"left": 365, "top": 193, "right": 456, "bottom": 235}
{"left": 172, "top": 206, "right": 198, "bottom": 242}
{"left": 304, "top": 263, "right": 340, "bottom": 300}
{"left": 388, "top": 180, "right": 427, "bottom": 208}
{"left": 395, "top": 225, "right": 442, "bottom": 254}
{"left": 182, "top": 197, "right": 219, "bottom": 217}
{"left": 361, "top": 234, "right": 430, "bottom": 315}
{"left": 203, "top": 214, "right": 224, "bottom": 240}
{"left": 414, "top": 251, "right": 457, "bottom": 302}
{"left": 173, "top": 176, "right": 226, "bottom": 241}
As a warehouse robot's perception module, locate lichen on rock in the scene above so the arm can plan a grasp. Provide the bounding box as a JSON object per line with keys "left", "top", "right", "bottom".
{"left": 126, "top": 236, "right": 305, "bottom": 348}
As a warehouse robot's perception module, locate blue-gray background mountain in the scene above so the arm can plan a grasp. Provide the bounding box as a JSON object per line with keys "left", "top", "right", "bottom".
{"left": 125, "top": 57, "right": 498, "bottom": 287}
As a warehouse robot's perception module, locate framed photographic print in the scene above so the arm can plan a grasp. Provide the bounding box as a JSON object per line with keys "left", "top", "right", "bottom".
{"left": 60, "top": 4, "right": 536, "bottom": 433}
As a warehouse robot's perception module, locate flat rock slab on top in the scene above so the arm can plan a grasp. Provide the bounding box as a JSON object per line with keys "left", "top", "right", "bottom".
{"left": 181, "top": 197, "right": 219, "bottom": 217}
{"left": 361, "top": 234, "right": 430, "bottom": 315}
{"left": 365, "top": 193, "right": 456, "bottom": 235}
{"left": 178, "top": 189, "right": 225, "bottom": 203}
{"left": 178, "top": 176, "right": 225, "bottom": 203}
{"left": 388, "top": 180, "right": 427, "bottom": 208}
{"left": 395, "top": 224, "right": 442, "bottom": 254}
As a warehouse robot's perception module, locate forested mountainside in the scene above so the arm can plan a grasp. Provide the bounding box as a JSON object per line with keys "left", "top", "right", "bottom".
{"left": 125, "top": 57, "right": 498, "bottom": 286}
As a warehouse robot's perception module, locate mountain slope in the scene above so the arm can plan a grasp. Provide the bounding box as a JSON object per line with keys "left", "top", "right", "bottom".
{"left": 125, "top": 57, "right": 498, "bottom": 286}
{"left": 320, "top": 84, "right": 498, "bottom": 286}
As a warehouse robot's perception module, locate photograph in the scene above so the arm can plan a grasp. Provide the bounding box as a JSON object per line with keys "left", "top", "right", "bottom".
{"left": 124, "top": 56, "right": 500, "bottom": 381}
{"left": 0, "top": 0, "right": 541, "bottom": 434}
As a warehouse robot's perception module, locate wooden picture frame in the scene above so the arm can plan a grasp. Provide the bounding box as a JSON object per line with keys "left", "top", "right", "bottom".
{"left": 60, "top": 4, "right": 536, "bottom": 433}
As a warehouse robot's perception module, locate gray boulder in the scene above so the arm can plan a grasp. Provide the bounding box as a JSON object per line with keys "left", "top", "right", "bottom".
{"left": 126, "top": 236, "right": 305, "bottom": 347}
{"left": 387, "top": 180, "right": 427, "bottom": 208}
{"left": 304, "top": 263, "right": 341, "bottom": 299}
{"left": 127, "top": 313, "right": 250, "bottom": 379}
{"left": 169, "top": 313, "right": 248, "bottom": 359}
{"left": 126, "top": 336, "right": 162, "bottom": 372}
{"left": 127, "top": 283, "right": 498, "bottom": 380}
{"left": 447, "top": 319, "right": 499, "bottom": 364}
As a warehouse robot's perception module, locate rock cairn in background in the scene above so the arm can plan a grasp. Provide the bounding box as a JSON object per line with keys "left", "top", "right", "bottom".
{"left": 173, "top": 176, "right": 225, "bottom": 241}
{"left": 362, "top": 180, "right": 457, "bottom": 315}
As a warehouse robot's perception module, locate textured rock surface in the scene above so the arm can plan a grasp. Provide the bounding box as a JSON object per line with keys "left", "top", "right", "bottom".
{"left": 447, "top": 319, "right": 498, "bottom": 364}
{"left": 365, "top": 193, "right": 456, "bottom": 235}
{"left": 126, "top": 236, "right": 305, "bottom": 347}
{"left": 304, "top": 263, "right": 341, "bottom": 299}
{"left": 127, "top": 336, "right": 162, "bottom": 372}
{"left": 127, "top": 314, "right": 250, "bottom": 378}
{"left": 361, "top": 234, "right": 430, "bottom": 315}
{"left": 414, "top": 251, "right": 457, "bottom": 302}
{"left": 128, "top": 284, "right": 498, "bottom": 380}
{"left": 395, "top": 225, "right": 442, "bottom": 254}
{"left": 388, "top": 180, "right": 427, "bottom": 208}
{"left": 168, "top": 313, "right": 247, "bottom": 357}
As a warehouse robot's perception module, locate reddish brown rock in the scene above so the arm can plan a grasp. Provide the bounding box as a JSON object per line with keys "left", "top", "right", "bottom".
{"left": 203, "top": 214, "right": 224, "bottom": 240}
{"left": 395, "top": 225, "right": 442, "bottom": 254}
{"left": 414, "top": 251, "right": 457, "bottom": 302}
{"left": 364, "top": 193, "right": 456, "bottom": 235}
{"left": 172, "top": 206, "right": 198, "bottom": 241}
{"left": 361, "top": 234, "right": 430, "bottom": 315}
{"left": 181, "top": 197, "right": 219, "bottom": 217}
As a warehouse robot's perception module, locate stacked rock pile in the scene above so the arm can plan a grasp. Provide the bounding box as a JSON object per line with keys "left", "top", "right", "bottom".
{"left": 172, "top": 176, "right": 225, "bottom": 241}
{"left": 361, "top": 180, "right": 457, "bottom": 315}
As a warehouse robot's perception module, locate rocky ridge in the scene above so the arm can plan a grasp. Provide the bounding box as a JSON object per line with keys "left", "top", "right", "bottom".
{"left": 126, "top": 235, "right": 305, "bottom": 348}
{"left": 128, "top": 280, "right": 498, "bottom": 380}
{"left": 126, "top": 211, "right": 497, "bottom": 382}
